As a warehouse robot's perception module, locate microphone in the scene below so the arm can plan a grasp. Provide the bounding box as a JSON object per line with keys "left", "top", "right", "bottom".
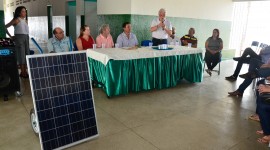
{"left": 161, "top": 19, "right": 165, "bottom": 30}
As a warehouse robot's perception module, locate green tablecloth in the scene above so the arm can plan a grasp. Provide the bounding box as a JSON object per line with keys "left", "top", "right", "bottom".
{"left": 88, "top": 53, "right": 203, "bottom": 97}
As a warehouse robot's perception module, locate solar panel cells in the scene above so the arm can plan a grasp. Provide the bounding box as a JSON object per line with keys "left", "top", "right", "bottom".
{"left": 27, "top": 52, "right": 98, "bottom": 150}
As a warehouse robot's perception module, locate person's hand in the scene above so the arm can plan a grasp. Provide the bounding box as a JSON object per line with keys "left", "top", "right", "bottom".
{"left": 126, "top": 46, "right": 138, "bottom": 50}
{"left": 260, "top": 64, "right": 270, "bottom": 68}
{"left": 158, "top": 22, "right": 165, "bottom": 30}
{"left": 210, "top": 50, "right": 216, "bottom": 55}
{"left": 266, "top": 76, "right": 270, "bottom": 80}
{"left": 161, "top": 23, "right": 165, "bottom": 30}
{"left": 258, "top": 84, "right": 270, "bottom": 94}
{"left": 157, "top": 22, "right": 163, "bottom": 28}
{"left": 182, "top": 40, "right": 188, "bottom": 45}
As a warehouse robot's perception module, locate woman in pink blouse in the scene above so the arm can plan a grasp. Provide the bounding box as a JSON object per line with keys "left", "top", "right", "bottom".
{"left": 96, "top": 24, "right": 114, "bottom": 48}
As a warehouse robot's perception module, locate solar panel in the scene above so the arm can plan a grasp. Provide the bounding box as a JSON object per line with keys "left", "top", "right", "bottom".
{"left": 26, "top": 51, "right": 98, "bottom": 150}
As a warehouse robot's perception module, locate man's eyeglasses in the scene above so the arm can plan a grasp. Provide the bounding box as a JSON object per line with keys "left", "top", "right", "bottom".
{"left": 57, "top": 31, "right": 64, "bottom": 34}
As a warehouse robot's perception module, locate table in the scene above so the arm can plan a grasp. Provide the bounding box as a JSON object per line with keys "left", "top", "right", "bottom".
{"left": 87, "top": 46, "right": 203, "bottom": 97}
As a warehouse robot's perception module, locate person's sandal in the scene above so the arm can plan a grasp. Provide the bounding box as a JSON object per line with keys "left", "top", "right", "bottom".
{"left": 258, "top": 136, "right": 270, "bottom": 144}
{"left": 256, "top": 130, "right": 264, "bottom": 135}
{"left": 248, "top": 114, "right": 260, "bottom": 122}
{"left": 205, "top": 69, "right": 212, "bottom": 76}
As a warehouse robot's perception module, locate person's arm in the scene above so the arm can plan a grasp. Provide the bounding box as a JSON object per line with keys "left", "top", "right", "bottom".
{"left": 129, "top": 35, "right": 138, "bottom": 49}
{"left": 127, "top": 34, "right": 138, "bottom": 50}
{"left": 5, "top": 19, "right": 18, "bottom": 39}
{"left": 260, "top": 64, "right": 270, "bottom": 68}
{"left": 164, "top": 28, "right": 172, "bottom": 37}
{"left": 134, "top": 34, "right": 138, "bottom": 47}
{"left": 90, "top": 36, "right": 95, "bottom": 47}
{"left": 150, "top": 19, "right": 162, "bottom": 32}
{"left": 192, "top": 40, "right": 198, "bottom": 48}
{"left": 260, "top": 46, "right": 270, "bottom": 55}
{"left": 150, "top": 25, "right": 159, "bottom": 32}
{"left": 96, "top": 35, "right": 102, "bottom": 48}
{"left": 116, "top": 35, "right": 123, "bottom": 48}
{"left": 76, "top": 38, "right": 83, "bottom": 50}
{"left": 218, "top": 39, "right": 223, "bottom": 52}
{"left": 205, "top": 39, "right": 213, "bottom": 54}
{"left": 181, "top": 36, "right": 188, "bottom": 46}
{"left": 258, "top": 84, "right": 270, "bottom": 94}
{"left": 164, "top": 21, "right": 172, "bottom": 36}
{"left": 47, "top": 38, "right": 54, "bottom": 53}
{"left": 110, "top": 35, "right": 114, "bottom": 48}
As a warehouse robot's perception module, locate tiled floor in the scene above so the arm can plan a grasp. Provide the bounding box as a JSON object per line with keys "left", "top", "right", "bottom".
{"left": 0, "top": 60, "right": 268, "bottom": 150}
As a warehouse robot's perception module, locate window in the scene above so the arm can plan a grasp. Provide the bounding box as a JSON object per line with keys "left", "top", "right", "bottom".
{"left": 230, "top": 1, "right": 270, "bottom": 53}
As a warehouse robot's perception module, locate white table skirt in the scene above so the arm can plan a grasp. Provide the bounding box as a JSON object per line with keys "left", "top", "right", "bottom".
{"left": 87, "top": 46, "right": 203, "bottom": 65}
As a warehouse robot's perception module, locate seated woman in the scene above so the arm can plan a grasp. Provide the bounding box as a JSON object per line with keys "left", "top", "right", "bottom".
{"left": 204, "top": 29, "right": 223, "bottom": 76}
{"left": 96, "top": 24, "right": 114, "bottom": 48}
{"left": 76, "top": 25, "right": 95, "bottom": 50}
{"left": 256, "top": 82, "right": 270, "bottom": 144}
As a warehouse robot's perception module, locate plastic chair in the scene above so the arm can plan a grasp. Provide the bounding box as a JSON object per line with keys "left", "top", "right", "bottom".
{"left": 141, "top": 40, "right": 152, "bottom": 46}
{"left": 257, "top": 43, "right": 268, "bottom": 54}
{"left": 240, "top": 41, "right": 259, "bottom": 56}
{"left": 73, "top": 42, "right": 78, "bottom": 51}
{"left": 203, "top": 53, "right": 222, "bottom": 75}
{"left": 30, "top": 38, "right": 44, "bottom": 54}
{"left": 251, "top": 41, "right": 259, "bottom": 51}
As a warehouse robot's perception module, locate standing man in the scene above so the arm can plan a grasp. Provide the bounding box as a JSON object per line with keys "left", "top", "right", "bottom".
{"left": 150, "top": 8, "right": 172, "bottom": 46}
{"left": 47, "top": 27, "right": 73, "bottom": 53}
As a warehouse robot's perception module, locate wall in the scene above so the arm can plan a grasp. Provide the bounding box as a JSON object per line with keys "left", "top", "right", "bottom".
{"left": 97, "top": 0, "right": 131, "bottom": 15}
{"left": 84, "top": 1, "right": 98, "bottom": 39}
{"left": 97, "top": 0, "right": 233, "bottom": 49}
{"left": 4, "top": 0, "right": 67, "bottom": 18}
{"left": 131, "top": 0, "right": 233, "bottom": 21}
{"left": 233, "top": 0, "right": 269, "bottom": 1}
{"left": 97, "top": 15, "right": 131, "bottom": 42}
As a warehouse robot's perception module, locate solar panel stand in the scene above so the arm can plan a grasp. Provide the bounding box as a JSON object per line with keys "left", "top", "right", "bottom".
{"left": 30, "top": 108, "right": 40, "bottom": 136}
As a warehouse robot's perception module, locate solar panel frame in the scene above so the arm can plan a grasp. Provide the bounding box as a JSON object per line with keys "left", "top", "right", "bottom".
{"left": 26, "top": 51, "right": 99, "bottom": 150}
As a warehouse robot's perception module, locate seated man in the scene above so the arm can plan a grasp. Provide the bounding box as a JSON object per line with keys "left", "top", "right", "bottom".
{"left": 225, "top": 46, "right": 270, "bottom": 81}
{"left": 228, "top": 58, "right": 270, "bottom": 96}
{"left": 116, "top": 22, "right": 138, "bottom": 49}
{"left": 180, "top": 28, "right": 197, "bottom": 48}
{"left": 47, "top": 27, "right": 73, "bottom": 53}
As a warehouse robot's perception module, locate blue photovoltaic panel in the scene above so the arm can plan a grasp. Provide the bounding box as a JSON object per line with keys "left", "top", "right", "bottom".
{"left": 26, "top": 51, "right": 98, "bottom": 150}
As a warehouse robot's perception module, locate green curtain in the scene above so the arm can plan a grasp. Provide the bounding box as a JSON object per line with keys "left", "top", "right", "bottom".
{"left": 88, "top": 53, "right": 203, "bottom": 97}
